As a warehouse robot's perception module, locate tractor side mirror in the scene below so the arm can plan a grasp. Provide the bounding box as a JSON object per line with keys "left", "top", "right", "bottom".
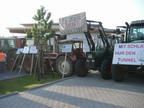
{"left": 125, "top": 22, "right": 129, "bottom": 28}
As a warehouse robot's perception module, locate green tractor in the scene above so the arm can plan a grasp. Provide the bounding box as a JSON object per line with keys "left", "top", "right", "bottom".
{"left": 76, "top": 20, "right": 120, "bottom": 79}
{"left": 112, "top": 20, "right": 144, "bottom": 82}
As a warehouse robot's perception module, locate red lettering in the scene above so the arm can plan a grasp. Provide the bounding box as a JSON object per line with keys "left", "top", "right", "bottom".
{"left": 126, "top": 51, "right": 136, "bottom": 55}
{"left": 115, "top": 51, "right": 125, "bottom": 55}
{"left": 119, "top": 58, "right": 136, "bottom": 62}
{"left": 119, "top": 45, "right": 126, "bottom": 48}
{"left": 127, "top": 44, "right": 144, "bottom": 48}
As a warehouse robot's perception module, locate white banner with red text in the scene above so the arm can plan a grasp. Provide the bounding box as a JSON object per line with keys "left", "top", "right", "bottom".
{"left": 112, "top": 43, "right": 144, "bottom": 65}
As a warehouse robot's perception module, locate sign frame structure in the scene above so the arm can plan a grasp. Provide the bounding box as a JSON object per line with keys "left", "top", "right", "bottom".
{"left": 112, "top": 43, "right": 144, "bottom": 65}
{"left": 11, "top": 48, "right": 24, "bottom": 71}
{"left": 60, "top": 43, "right": 72, "bottom": 79}
{"left": 59, "top": 12, "right": 88, "bottom": 35}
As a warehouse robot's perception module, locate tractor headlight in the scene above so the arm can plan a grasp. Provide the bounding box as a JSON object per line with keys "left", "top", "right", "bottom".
{"left": 87, "top": 54, "right": 93, "bottom": 59}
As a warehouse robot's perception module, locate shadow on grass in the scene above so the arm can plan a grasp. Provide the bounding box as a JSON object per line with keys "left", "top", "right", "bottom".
{"left": 0, "top": 72, "right": 61, "bottom": 95}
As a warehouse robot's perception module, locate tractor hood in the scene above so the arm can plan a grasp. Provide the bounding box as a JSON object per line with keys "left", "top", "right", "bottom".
{"left": 130, "top": 40, "right": 144, "bottom": 43}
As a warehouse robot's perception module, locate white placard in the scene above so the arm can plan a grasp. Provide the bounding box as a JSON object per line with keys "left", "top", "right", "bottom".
{"left": 26, "top": 39, "right": 35, "bottom": 46}
{"left": 23, "top": 46, "right": 30, "bottom": 54}
{"left": 29, "top": 46, "right": 38, "bottom": 54}
{"left": 16, "top": 48, "right": 23, "bottom": 54}
{"left": 112, "top": 43, "right": 144, "bottom": 65}
{"left": 59, "top": 12, "right": 87, "bottom": 35}
{"left": 61, "top": 44, "right": 72, "bottom": 53}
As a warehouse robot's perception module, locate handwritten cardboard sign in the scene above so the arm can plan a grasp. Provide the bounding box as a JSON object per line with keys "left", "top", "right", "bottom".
{"left": 112, "top": 43, "right": 144, "bottom": 65}
{"left": 59, "top": 12, "right": 87, "bottom": 35}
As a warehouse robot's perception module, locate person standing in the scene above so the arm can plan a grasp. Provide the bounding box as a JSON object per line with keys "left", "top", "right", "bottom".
{"left": 0, "top": 49, "right": 6, "bottom": 73}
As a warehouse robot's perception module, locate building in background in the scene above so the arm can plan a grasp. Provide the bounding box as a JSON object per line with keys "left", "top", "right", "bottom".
{"left": 7, "top": 23, "right": 116, "bottom": 52}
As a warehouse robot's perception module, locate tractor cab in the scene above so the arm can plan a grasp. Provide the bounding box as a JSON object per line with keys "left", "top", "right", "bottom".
{"left": 126, "top": 20, "right": 144, "bottom": 42}
{"left": 58, "top": 39, "right": 84, "bottom": 59}
{"left": 0, "top": 38, "right": 16, "bottom": 50}
{"left": 111, "top": 20, "right": 144, "bottom": 82}
{"left": 0, "top": 37, "right": 18, "bottom": 69}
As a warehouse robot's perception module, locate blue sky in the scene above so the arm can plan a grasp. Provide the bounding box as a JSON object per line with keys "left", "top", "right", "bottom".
{"left": 0, "top": 0, "right": 143, "bottom": 36}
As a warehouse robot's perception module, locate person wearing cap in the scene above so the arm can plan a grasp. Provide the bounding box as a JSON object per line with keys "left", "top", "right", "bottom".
{"left": 0, "top": 49, "right": 6, "bottom": 72}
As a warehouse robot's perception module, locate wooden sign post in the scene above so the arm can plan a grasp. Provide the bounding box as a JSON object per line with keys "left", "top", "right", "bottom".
{"left": 18, "top": 46, "right": 30, "bottom": 74}
{"left": 29, "top": 46, "right": 38, "bottom": 76}
{"left": 11, "top": 48, "right": 23, "bottom": 72}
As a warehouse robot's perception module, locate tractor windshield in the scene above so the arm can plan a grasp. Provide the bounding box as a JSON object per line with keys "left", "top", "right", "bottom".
{"left": 129, "top": 25, "right": 144, "bottom": 41}
{"left": 0, "top": 39, "right": 16, "bottom": 49}
{"left": 8, "top": 39, "right": 16, "bottom": 48}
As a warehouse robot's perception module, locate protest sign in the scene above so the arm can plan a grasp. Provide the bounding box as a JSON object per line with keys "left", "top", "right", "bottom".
{"left": 112, "top": 43, "right": 144, "bottom": 65}
{"left": 23, "top": 46, "right": 30, "bottom": 54}
{"left": 29, "top": 46, "right": 37, "bottom": 54}
{"left": 61, "top": 44, "right": 72, "bottom": 53}
{"left": 16, "top": 48, "right": 23, "bottom": 54}
{"left": 59, "top": 12, "right": 87, "bottom": 35}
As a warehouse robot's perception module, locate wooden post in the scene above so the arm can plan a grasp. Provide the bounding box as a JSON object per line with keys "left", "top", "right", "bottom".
{"left": 11, "top": 54, "right": 19, "bottom": 72}
{"left": 62, "top": 52, "right": 67, "bottom": 79}
{"left": 18, "top": 54, "right": 26, "bottom": 74}
{"left": 30, "top": 53, "right": 34, "bottom": 76}
{"left": 37, "top": 43, "right": 42, "bottom": 81}
{"left": 40, "top": 44, "right": 43, "bottom": 77}
{"left": 33, "top": 56, "right": 38, "bottom": 78}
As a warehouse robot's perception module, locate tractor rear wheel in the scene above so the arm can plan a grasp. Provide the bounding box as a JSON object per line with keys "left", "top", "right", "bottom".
{"left": 112, "top": 64, "right": 127, "bottom": 82}
{"left": 7, "top": 58, "right": 15, "bottom": 70}
{"left": 75, "top": 59, "right": 88, "bottom": 77}
{"left": 56, "top": 56, "right": 74, "bottom": 77}
{"left": 101, "top": 59, "right": 112, "bottom": 80}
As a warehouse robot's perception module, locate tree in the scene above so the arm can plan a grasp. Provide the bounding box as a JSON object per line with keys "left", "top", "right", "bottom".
{"left": 26, "top": 6, "right": 55, "bottom": 44}
{"left": 26, "top": 6, "right": 55, "bottom": 81}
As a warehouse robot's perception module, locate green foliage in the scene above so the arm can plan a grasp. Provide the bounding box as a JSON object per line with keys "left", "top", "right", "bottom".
{"left": 26, "top": 6, "right": 55, "bottom": 43}
{"left": 26, "top": 30, "right": 33, "bottom": 38}
{"left": 0, "top": 73, "right": 61, "bottom": 95}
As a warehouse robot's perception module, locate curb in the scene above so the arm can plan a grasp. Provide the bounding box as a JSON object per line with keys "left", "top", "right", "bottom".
{"left": 28, "top": 75, "right": 76, "bottom": 91}
{"left": 0, "top": 76, "right": 76, "bottom": 99}
{"left": 0, "top": 91, "right": 19, "bottom": 99}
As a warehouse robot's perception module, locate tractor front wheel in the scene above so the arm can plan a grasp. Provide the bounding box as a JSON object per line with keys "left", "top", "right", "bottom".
{"left": 112, "top": 64, "right": 127, "bottom": 82}
{"left": 7, "top": 58, "right": 15, "bottom": 70}
{"left": 101, "top": 59, "right": 112, "bottom": 80}
{"left": 75, "top": 59, "right": 88, "bottom": 77}
{"left": 56, "top": 56, "right": 74, "bottom": 77}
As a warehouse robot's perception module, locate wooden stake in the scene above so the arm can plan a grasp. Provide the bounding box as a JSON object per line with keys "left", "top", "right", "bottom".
{"left": 18, "top": 54, "right": 26, "bottom": 74}
{"left": 11, "top": 54, "right": 19, "bottom": 72}
{"left": 62, "top": 52, "right": 67, "bottom": 79}
{"left": 33, "top": 56, "right": 38, "bottom": 78}
{"left": 30, "top": 54, "right": 34, "bottom": 76}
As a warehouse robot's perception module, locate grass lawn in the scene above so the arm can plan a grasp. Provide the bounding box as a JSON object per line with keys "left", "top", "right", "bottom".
{"left": 0, "top": 73, "right": 61, "bottom": 95}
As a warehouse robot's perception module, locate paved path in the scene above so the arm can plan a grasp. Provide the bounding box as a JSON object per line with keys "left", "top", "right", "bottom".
{"left": 0, "top": 71, "right": 144, "bottom": 108}
{"left": 0, "top": 69, "right": 27, "bottom": 81}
